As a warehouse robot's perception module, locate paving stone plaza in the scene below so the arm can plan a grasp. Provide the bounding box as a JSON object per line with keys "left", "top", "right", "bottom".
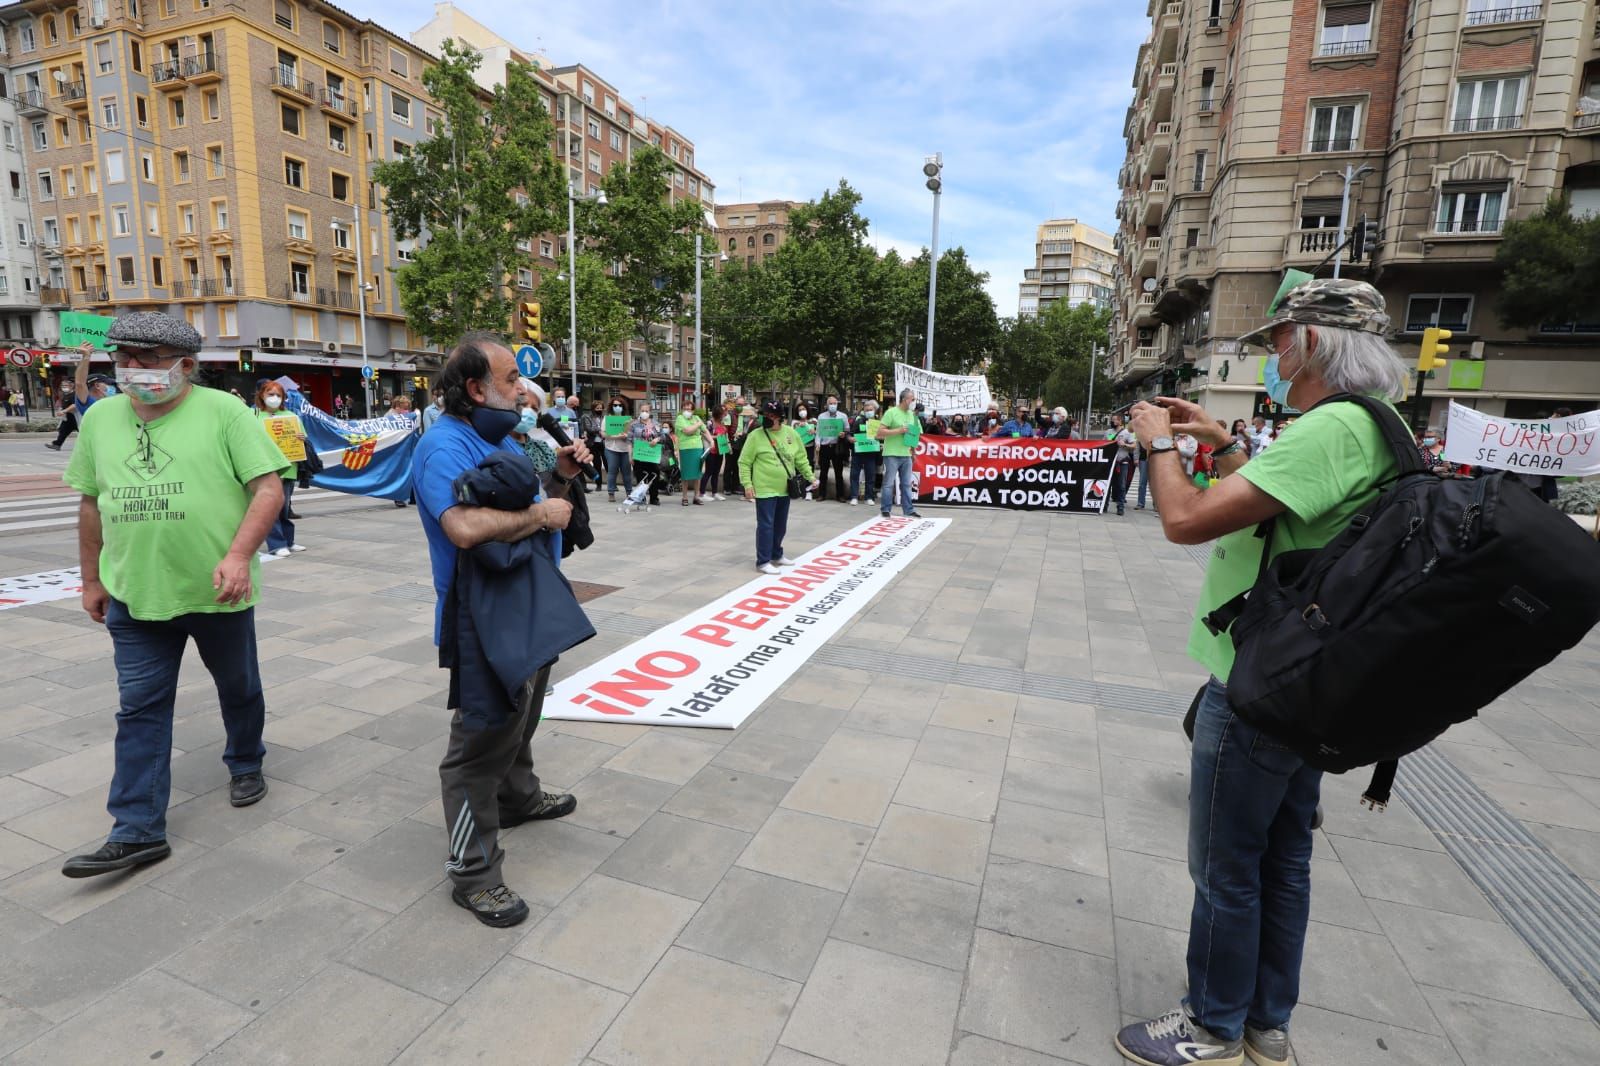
{"left": 1, "top": 440, "right": 1598, "bottom": 1065}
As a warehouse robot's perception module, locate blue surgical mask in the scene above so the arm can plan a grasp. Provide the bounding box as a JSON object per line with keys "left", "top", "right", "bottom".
{"left": 515, "top": 410, "right": 540, "bottom": 436}
{"left": 1422, "top": 436, "right": 1437, "bottom": 447}
{"left": 1262, "top": 354, "right": 1299, "bottom": 410}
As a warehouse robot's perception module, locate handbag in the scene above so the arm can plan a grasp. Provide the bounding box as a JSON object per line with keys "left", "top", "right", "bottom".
{"left": 765, "top": 429, "right": 808, "bottom": 499}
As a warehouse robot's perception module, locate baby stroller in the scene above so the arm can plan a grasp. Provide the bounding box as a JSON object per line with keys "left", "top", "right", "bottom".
{"left": 619, "top": 475, "right": 657, "bottom": 514}
{"left": 657, "top": 451, "right": 682, "bottom": 495}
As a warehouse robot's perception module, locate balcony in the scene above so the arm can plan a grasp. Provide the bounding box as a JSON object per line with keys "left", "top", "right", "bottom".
{"left": 15, "top": 89, "right": 46, "bottom": 114}
{"left": 1134, "top": 292, "right": 1160, "bottom": 325}
{"left": 173, "top": 276, "right": 238, "bottom": 298}
{"left": 1450, "top": 114, "right": 1524, "bottom": 133}
{"left": 154, "top": 52, "right": 221, "bottom": 85}
{"left": 1285, "top": 227, "right": 1344, "bottom": 263}
{"left": 1143, "top": 179, "right": 1168, "bottom": 225}
{"left": 1120, "top": 346, "right": 1161, "bottom": 380}
{"left": 38, "top": 286, "right": 69, "bottom": 306}
{"left": 318, "top": 287, "right": 357, "bottom": 310}
{"left": 1576, "top": 111, "right": 1600, "bottom": 133}
{"left": 284, "top": 282, "right": 313, "bottom": 303}
{"left": 61, "top": 81, "right": 88, "bottom": 109}
{"left": 1317, "top": 39, "right": 1372, "bottom": 57}
{"left": 1139, "top": 236, "right": 1161, "bottom": 276}
{"left": 1145, "top": 121, "right": 1173, "bottom": 173}
{"left": 1153, "top": 62, "right": 1178, "bottom": 118}
{"left": 1308, "top": 137, "right": 1358, "bottom": 153}
{"left": 267, "top": 65, "right": 315, "bottom": 101}
{"left": 1435, "top": 218, "right": 1503, "bottom": 235}
{"left": 1464, "top": 4, "right": 1542, "bottom": 26}
{"left": 1155, "top": 1, "right": 1182, "bottom": 58}
{"left": 320, "top": 88, "right": 358, "bottom": 117}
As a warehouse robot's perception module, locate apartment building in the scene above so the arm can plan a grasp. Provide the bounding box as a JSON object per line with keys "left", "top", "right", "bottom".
{"left": 1017, "top": 218, "right": 1116, "bottom": 318}
{"left": 412, "top": 1, "right": 716, "bottom": 412}
{"left": 0, "top": 67, "right": 45, "bottom": 405}
{"left": 0, "top": 0, "right": 439, "bottom": 410}
{"left": 1111, "top": 0, "right": 1600, "bottom": 429}
{"left": 713, "top": 199, "right": 799, "bottom": 269}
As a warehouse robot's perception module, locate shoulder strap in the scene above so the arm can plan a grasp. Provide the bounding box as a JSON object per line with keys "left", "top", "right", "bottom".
{"left": 764, "top": 428, "right": 796, "bottom": 477}
{"left": 1310, "top": 393, "right": 1426, "bottom": 476}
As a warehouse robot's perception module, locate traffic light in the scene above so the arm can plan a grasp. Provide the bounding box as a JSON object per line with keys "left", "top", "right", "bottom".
{"left": 1349, "top": 215, "right": 1376, "bottom": 262}
{"left": 238, "top": 350, "right": 254, "bottom": 373}
{"left": 521, "top": 301, "right": 542, "bottom": 344}
{"left": 412, "top": 375, "right": 427, "bottom": 392}
{"left": 1418, "top": 327, "right": 1451, "bottom": 375}
{"left": 874, "top": 372, "right": 884, "bottom": 402}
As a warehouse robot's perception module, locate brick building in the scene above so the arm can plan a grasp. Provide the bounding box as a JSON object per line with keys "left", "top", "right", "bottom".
{"left": 713, "top": 199, "right": 800, "bottom": 269}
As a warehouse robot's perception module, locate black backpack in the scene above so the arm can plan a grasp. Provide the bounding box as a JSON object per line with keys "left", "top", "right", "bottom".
{"left": 1203, "top": 394, "right": 1600, "bottom": 807}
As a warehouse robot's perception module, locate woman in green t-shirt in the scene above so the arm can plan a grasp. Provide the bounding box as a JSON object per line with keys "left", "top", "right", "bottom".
{"left": 673, "top": 400, "right": 712, "bottom": 507}
{"left": 738, "top": 400, "right": 817, "bottom": 574}
{"left": 253, "top": 381, "right": 308, "bottom": 558}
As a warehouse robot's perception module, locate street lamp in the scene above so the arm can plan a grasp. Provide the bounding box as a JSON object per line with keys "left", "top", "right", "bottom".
{"left": 331, "top": 212, "right": 370, "bottom": 417}
{"left": 692, "top": 232, "right": 728, "bottom": 409}
{"left": 566, "top": 182, "right": 607, "bottom": 399}
{"left": 1332, "top": 163, "right": 1374, "bottom": 279}
{"left": 921, "top": 154, "right": 944, "bottom": 373}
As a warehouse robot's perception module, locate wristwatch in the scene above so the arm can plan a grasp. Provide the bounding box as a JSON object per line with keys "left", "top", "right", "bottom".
{"left": 1149, "top": 436, "right": 1177, "bottom": 454}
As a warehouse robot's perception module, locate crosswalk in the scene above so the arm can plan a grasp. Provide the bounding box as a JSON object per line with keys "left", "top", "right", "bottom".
{"left": 0, "top": 477, "right": 381, "bottom": 537}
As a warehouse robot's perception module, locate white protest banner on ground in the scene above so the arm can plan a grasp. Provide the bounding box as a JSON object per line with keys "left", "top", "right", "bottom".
{"left": 0, "top": 567, "right": 82, "bottom": 611}
{"left": 892, "top": 362, "right": 994, "bottom": 415}
{"left": 546, "top": 516, "right": 950, "bottom": 728}
{"left": 1443, "top": 402, "right": 1600, "bottom": 476}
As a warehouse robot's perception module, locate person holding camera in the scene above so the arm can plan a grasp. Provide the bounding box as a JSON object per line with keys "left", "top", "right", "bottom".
{"left": 739, "top": 400, "right": 817, "bottom": 575}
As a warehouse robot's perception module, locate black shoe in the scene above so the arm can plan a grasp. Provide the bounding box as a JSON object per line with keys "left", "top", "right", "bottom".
{"left": 498, "top": 791, "right": 577, "bottom": 827}
{"left": 451, "top": 883, "right": 530, "bottom": 928}
{"left": 44, "top": 441, "right": 62, "bottom": 450}
{"left": 229, "top": 772, "right": 268, "bottom": 807}
{"left": 61, "top": 839, "right": 171, "bottom": 878}
{"left": 287, "top": 510, "right": 302, "bottom": 520}
{"left": 393, "top": 500, "right": 408, "bottom": 508}
{"left": 907, "top": 511, "right": 923, "bottom": 518}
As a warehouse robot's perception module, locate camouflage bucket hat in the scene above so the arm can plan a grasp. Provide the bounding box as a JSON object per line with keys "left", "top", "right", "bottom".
{"left": 1238, "top": 277, "right": 1390, "bottom": 349}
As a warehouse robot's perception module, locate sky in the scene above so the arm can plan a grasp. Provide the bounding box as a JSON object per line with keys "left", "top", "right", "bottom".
{"left": 373, "top": 0, "right": 1150, "bottom": 314}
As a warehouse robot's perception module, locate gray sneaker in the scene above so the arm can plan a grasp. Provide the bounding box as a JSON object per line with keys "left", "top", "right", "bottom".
{"left": 451, "top": 883, "right": 530, "bottom": 927}
{"left": 1244, "top": 1025, "right": 1291, "bottom": 1066}
{"left": 1115, "top": 1006, "right": 1243, "bottom": 1065}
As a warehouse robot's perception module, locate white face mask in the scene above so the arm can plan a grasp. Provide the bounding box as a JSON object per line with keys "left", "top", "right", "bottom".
{"left": 263, "top": 394, "right": 283, "bottom": 410}
{"left": 114, "top": 363, "right": 187, "bottom": 405}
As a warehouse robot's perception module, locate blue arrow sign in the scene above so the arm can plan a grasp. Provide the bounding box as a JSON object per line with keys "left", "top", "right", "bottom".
{"left": 515, "top": 345, "right": 543, "bottom": 377}
{"left": 360, "top": 364, "right": 374, "bottom": 381}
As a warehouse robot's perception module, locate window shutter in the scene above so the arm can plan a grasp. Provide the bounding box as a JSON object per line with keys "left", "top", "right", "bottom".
{"left": 1324, "top": 2, "right": 1371, "bottom": 27}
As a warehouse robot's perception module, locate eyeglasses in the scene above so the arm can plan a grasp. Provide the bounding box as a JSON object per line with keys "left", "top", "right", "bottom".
{"left": 112, "top": 349, "right": 181, "bottom": 369}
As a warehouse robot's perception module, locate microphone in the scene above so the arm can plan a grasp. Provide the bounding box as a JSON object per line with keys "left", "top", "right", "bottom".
{"left": 537, "top": 411, "right": 598, "bottom": 480}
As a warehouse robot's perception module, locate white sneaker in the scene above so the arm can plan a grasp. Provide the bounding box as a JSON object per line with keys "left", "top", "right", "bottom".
{"left": 758, "top": 563, "right": 781, "bottom": 575}
{"left": 258, "top": 553, "right": 276, "bottom": 563}
{"left": 714, "top": 494, "right": 725, "bottom": 501}
{"left": 776, "top": 556, "right": 796, "bottom": 566}
{"left": 287, "top": 544, "right": 307, "bottom": 553}
{"left": 272, "top": 547, "right": 292, "bottom": 557}
{"left": 849, "top": 498, "right": 859, "bottom": 506}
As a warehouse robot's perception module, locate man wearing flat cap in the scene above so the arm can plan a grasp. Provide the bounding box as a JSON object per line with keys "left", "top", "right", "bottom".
{"left": 59, "top": 311, "right": 291, "bottom": 878}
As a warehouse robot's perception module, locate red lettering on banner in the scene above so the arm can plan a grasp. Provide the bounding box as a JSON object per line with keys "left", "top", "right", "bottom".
{"left": 636, "top": 650, "right": 700, "bottom": 677}
{"left": 570, "top": 693, "right": 636, "bottom": 717}
{"left": 712, "top": 608, "right": 766, "bottom": 630}
{"left": 684, "top": 624, "right": 734, "bottom": 648}
{"left": 587, "top": 669, "right": 673, "bottom": 708}
{"left": 755, "top": 585, "right": 803, "bottom": 605}
{"left": 818, "top": 550, "right": 859, "bottom": 563}
{"left": 779, "top": 575, "right": 823, "bottom": 591}
{"left": 838, "top": 539, "right": 881, "bottom": 550}
{"left": 732, "top": 597, "right": 785, "bottom": 619}
{"left": 577, "top": 650, "right": 701, "bottom": 715}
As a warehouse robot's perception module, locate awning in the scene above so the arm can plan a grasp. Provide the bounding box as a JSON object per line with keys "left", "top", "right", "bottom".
{"left": 618, "top": 389, "right": 647, "bottom": 400}
{"left": 219, "top": 351, "right": 418, "bottom": 370}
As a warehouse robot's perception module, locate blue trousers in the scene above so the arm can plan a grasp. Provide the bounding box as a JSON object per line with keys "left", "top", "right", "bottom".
{"left": 754, "top": 495, "right": 790, "bottom": 565}
{"left": 848, "top": 453, "right": 880, "bottom": 500}
{"left": 880, "top": 454, "right": 914, "bottom": 515}
{"left": 604, "top": 448, "right": 634, "bottom": 495}
{"left": 104, "top": 599, "right": 267, "bottom": 843}
{"left": 1136, "top": 460, "right": 1150, "bottom": 508}
{"left": 266, "top": 478, "right": 295, "bottom": 552}
{"left": 1185, "top": 677, "right": 1322, "bottom": 1041}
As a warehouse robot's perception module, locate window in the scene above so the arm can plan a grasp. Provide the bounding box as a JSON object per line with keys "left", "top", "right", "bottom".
{"left": 1319, "top": 3, "right": 1372, "bottom": 56}
{"left": 1, "top": 124, "right": 11, "bottom": 149}
{"left": 134, "top": 97, "right": 149, "bottom": 128}
{"left": 284, "top": 157, "right": 304, "bottom": 188}
{"left": 588, "top": 150, "right": 601, "bottom": 173}
{"left": 392, "top": 139, "right": 407, "bottom": 157}
{"left": 289, "top": 261, "right": 310, "bottom": 298}
{"left": 516, "top": 267, "right": 534, "bottom": 288}
{"left": 45, "top": 15, "right": 57, "bottom": 43}
{"left": 31, "top": 121, "right": 47, "bottom": 150}
{"left": 396, "top": 241, "right": 415, "bottom": 262}
{"left": 146, "top": 204, "right": 159, "bottom": 235}
{"left": 763, "top": 232, "right": 775, "bottom": 245}
{"left": 42, "top": 218, "right": 58, "bottom": 244}
{"left": 36, "top": 171, "right": 51, "bottom": 200}
{"left": 207, "top": 145, "right": 223, "bottom": 177}
{"left": 163, "top": 0, "right": 175, "bottom": 14}
{"left": 337, "top": 315, "right": 357, "bottom": 344}
{"left": 587, "top": 118, "right": 600, "bottom": 138}
{"left": 1436, "top": 185, "right": 1506, "bottom": 233}
{"left": 293, "top": 310, "right": 315, "bottom": 339}
{"left": 581, "top": 81, "right": 594, "bottom": 104}
{"left": 19, "top": 24, "right": 34, "bottom": 51}
{"left": 118, "top": 257, "right": 136, "bottom": 286}
{"left": 174, "top": 151, "right": 190, "bottom": 182}
{"left": 131, "top": 42, "right": 142, "bottom": 72}
{"left": 140, "top": 153, "right": 154, "bottom": 182}
{"left": 217, "top": 255, "right": 233, "bottom": 290}
{"left": 1404, "top": 295, "right": 1473, "bottom": 332}
{"left": 169, "top": 96, "right": 185, "bottom": 127}
{"left": 323, "top": 20, "right": 342, "bottom": 53}
{"left": 1452, "top": 76, "right": 1526, "bottom": 133}
{"left": 391, "top": 91, "right": 411, "bottom": 124}
{"left": 330, "top": 172, "right": 349, "bottom": 201}
{"left": 274, "top": 0, "right": 293, "bottom": 30}
{"left": 726, "top": 237, "right": 736, "bottom": 252}
{"left": 85, "top": 164, "right": 98, "bottom": 193}
{"left": 1200, "top": 67, "right": 1216, "bottom": 110}
{"left": 106, "top": 151, "right": 125, "bottom": 184}
{"left": 1465, "top": 0, "right": 1542, "bottom": 26}
{"left": 113, "top": 205, "right": 130, "bottom": 236}
{"left": 67, "top": 216, "right": 81, "bottom": 243}
{"left": 603, "top": 93, "right": 615, "bottom": 115}
{"left": 151, "top": 258, "right": 165, "bottom": 287}
{"left": 328, "top": 120, "right": 348, "bottom": 153}
{"left": 179, "top": 204, "right": 195, "bottom": 233}
{"left": 277, "top": 48, "right": 297, "bottom": 80}
{"left": 540, "top": 239, "right": 553, "bottom": 258}
{"left": 203, "top": 90, "right": 219, "bottom": 121}
{"left": 89, "top": 213, "right": 103, "bottom": 240}
{"left": 212, "top": 199, "right": 228, "bottom": 229}
{"left": 218, "top": 304, "right": 237, "bottom": 336}
{"left": 332, "top": 221, "right": 349, "bottom": 249}
{"left": 389, "top": 47, "right": 408, "bottom": 77}
{"left": 1192, "top": 149, "right": 1209, "bottom": 191}
{"left": 94, "top": 40, "right": 113, "bottom": 74}
{"left": 287, "top": 209, "right": 308, "bottom": 240}
{"left": 1309, "top": 101, "right": 1360, "bottom": 151}
{"left": 281, "top": 104, "right": 302, "bottom": 136}
{"left": 63, "top": 168, "right": 76, "bottom": 196}
{"left": 100, "top": 98, "right": 119, "bottom": 128}
{"left": 746, "top": 235, "right": 755, "bottom": 249}
{"left": 13, "top": 221, "right": 25, "bottom": 246}
{"left": 1299, "top": 197, "right": 1342, "bottom": 229}
{"left": 78, "top": 118, "right": 91, "bottom": 144}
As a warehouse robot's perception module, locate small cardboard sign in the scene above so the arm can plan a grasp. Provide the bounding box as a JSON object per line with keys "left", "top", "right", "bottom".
{"left": 853, "top": 433, "right": 881, "bottom": 453}
{"left": 604, "top": 414, "right": 631, "bottom": 437}
{"left": 631, "top": 440, "right": 663, "bottom": 463}
{"left": 264, "top": 416, "right": 306, "bottom": 462}
{"left": 817, "top": 417, "right": 846, "bottom": 439}
{"left": 795, "top": 422, "right": 815, "bottom": 446}
{"left": 716, "top": 434, "right": 731, "bottom": 455}
{"left": 60, "top": 311, "right": 116, "bottom": 349}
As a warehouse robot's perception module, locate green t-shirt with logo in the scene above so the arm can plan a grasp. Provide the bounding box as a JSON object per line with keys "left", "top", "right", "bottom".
{"left": 673, "top": 412, "right": 705, "bottom": 453}
{"left": 1189, "top": 400, "right": 1398, "bottom": 682}
{"left": 64, "top": 387, "right": 291, "bottom": 621}
{"left": 880, "top": 406, "right": 918, "bottom": 457}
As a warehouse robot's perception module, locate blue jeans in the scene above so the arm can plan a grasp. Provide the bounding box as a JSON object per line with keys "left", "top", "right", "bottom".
{"left": 605, "top": 448, "right": 633, "bottom": 495}
{"left": 104, "top": 598, "right": 267, "bottom": 843}
{"left": 266, "top": 478, "right": 295, "bottom": 552}
{"left": 1186, "top": 677, "right": 1322, "bottom": 1041}
{"left": 848, "top": 453, "right": 880, "bottom": 500}
{"left": 754, "top": 495, "right": 790, "bottom": 565}
{"left": 1136, "top": 460, "right": 1150, "bottom": 508}
{"left": 880, "top": 454, "right": 914, "bottom": 515}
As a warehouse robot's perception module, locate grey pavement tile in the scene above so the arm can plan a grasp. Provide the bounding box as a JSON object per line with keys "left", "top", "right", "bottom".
{"left": 738, "top": 809, "right": 873, "bottom": 894}
{"left": 1095, "top": 753, "right": 1189, "bottom": 809}
{"left": 261, "top": 704, "right": 375, "bottom": 751}
{"left": 346, "top": 887, "right": 539, "bottom": 1002}
{"left": 1297, "top": 920, "right": 1443, "bottom": 1035}
{"left": 529, "top": 730, "right": 628, "bottom": 791}
{"left": 1327, "top": 836, "right": 1498, "bottom": 921}
{"left": 276, "top": 771, "right": 436, "bottom": 845}
{"left": 715, "top": 730, "right": 826, "bottom": 782}
{"left": 1011, "top": 696, "right": 1097, "bottom": 735}
{"left": 287, "top": 636, "right": 396, "bottom": 666}
{"left": 1419, "top": 987, "right": 1600, "bottom": 1066}
{"left": 497, "top": 820, "right": 625, "bottom": 908}
{"left": 597, "top": 811, "right": 751, "bottom": 901}
{"left": 929, "top": 686, "right": 1016, "bottom": 737}
{"left": 1434, "top": 740, "right": 1565, "bottom": 788}
{"left": 514, "top": 873, "right": 697, "bottom": 993}
{"left": 1101, "top": 794, "right": 1188, "bottom": 863}
{"left": 676, "top": 866, "right": 842, "bottom": 982}
{"left": 165, "top": 740, "right": 232, "bottom": 797}
{"left": 978, "top": 857, "right": 1115, "bottom": 959}
{"left": 1113, "top": 916, "right": 1189, "bottom": 1023}
{"left": 1367, "top": 899, "right": 1587, "bottom": 1018}
{"left": 1506, "top": 737, "right": 1600, "bottom": 779}
{"left": 162, "top": 777, "right": 320, "bottom": 849}
{"left": 767, "top": 1048, "right": 843, "bottom": 1066}
{"left": 840, "top": 699, "right": 936, "bottom": 740}
{"left": 304, "top": 818, "right": 446, "bottom": 915}
{"left": 0, "top": 1000, "right": 54, "bottom": 1059}
{"left": 12, "top": 740, "right": 113, "bottom": 797}
{"left": 326, "top": 678, "right": 444, "bottom": 716}
{"left": 830, "top": 860, "right": 977, "bottom": 971}
{"left": 0, "top": 885, "right": 226, "bottom": 1023}
{"left": 742, "top": 699, "right": 850, "bottom": 745}
{"left": 602, "top": 731, "right": 722, "bottom": 785}
{"left": 662, "top": 765, "right": 793, "bottom": 833}
{"left": 783, "top": 670, "right": 875, "bottom": 711}
{"left": 1000, "top": 758, "right": 1104, "bottom": 818}
{"left": 199, "top": 963, "right": 442, "bottom": 1066}
{"left": 1290, "top": 1005, "right": 1465, "bottom": 1065}
{"left": 593, "top": 947, "right": 800, "bottom": 1066}
{"left": 1107, "top": 848, "right": 1190, "bottom": 931}
{"left": 813, "top": 728, "right": 918, "bottom": 778}
{"left": 893, "top": 759, "right": 1001, "bottom": 821}
{"left": 6, "top": 785, "right": 185, "bottom": 852}
{"left": 304, "top": 653, "right": 415, "bottom": 688}
{"left": 361, "top": 734, "right": 448, "bottom": 787}
{"left": 563, "top": 768, "right": 679, "bottom": 838}
{"left": 1527, "top": 822, "right": 1600, "bottom": 880}
{"left": 342, "top": 701, "right": 449, "bottom": 750}
{"left": 868, "top": 804, "right": 991, "bottom": 884}
{"left": 949, "top": 1034, "right": 1082, "bottom": 1065}
{"left": 395, "top": 956, "right": 624, "bottom": 1066}
{"left": 0, "top": 705, "right": 68, "bottom": 742}
{"left": 1096, "top": 720, "right": 1191, "bottom": 766}
{"left": 1008, "top": 722, "right": 1099, "bottom": 772}
{"left": 961, "top": 928, "right": 1120, "bottom": 1061}
{"left": 782, "top": 938, "right": 961, "bottom": 1066}
{"left": 266, "top": 734, "right": 409, "bottom": 793}
{"left": 152, "top": 821, "right": 342, "bottom": 921}
{"left": 781, "top": 762, "right": 899, "bottom": 827}
{"left": 913, "top": 725, "right": 1010, "bottom": 775}
{"left": 1307, "top": 856, "right": 1382, "bottom": 934}
{"left": 992, "top": 800, "right": 1109, "bottom": 877}
{"left": 4, "top": 970, "right": 253, "bottom": 1066}
{"left": 1, "top": 833, "right": 206, "bottom": 925}
{"left": 165, "top": 882, "right": 390, "bottom": 1011}
{"left": 1472, "top": 776, "right": 1600, "bottom": 832}
{"left": 0, "top": 736, "right": 69, "bottom": 777}
{"left": 0, "top": 896, "right": 53, "bottom": 953}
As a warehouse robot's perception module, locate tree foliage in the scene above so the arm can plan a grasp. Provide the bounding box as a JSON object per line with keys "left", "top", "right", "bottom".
{"left": 903, "top": 248, "right": 1001, "bottom": 374}
{"left": 374, "top": 39, "right": 564, "bottom": 346}
{"left": 534, "top": 252, "right": 633, "bottom": 362}
{"left": 1495, "top": 197, "right": 1600, "bottom": 328}
{"left": 1033, "top": 301, "right": 1115, "bottom": 416}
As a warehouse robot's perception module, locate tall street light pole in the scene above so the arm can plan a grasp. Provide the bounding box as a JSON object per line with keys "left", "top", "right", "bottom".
{"left": 1332, "top": 163, "right": 1374, "bottom": 280}
{"left": 922, "top": 153, "right": 943, "bottom": 373}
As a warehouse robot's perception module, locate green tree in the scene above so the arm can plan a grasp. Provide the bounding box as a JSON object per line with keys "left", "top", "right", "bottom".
{"left": 903, "top": 247, "right": 1001, "bottom": 374}
{"left": 374, "top": 39, "right": 565, "bottom": 345}
{"left": 1495, "top": 197, "right": 1600, "bottom": 328}
{"left": 1038, "top": 301, "right": 1114, "bottom": 416}
{"left": 701, "top": 258, "right": 789, "bottom": 394}
{"left": 534, "top": 252, "right": 633, "bottom": 364}
{"left": 988, "top": 314, "right": 1056, "bottom": 409}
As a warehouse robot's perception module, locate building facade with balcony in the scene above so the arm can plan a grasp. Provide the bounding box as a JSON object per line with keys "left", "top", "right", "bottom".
{"left": 1017, "top": 218, "right": 1115, "bottom": 318}
{"left": 0, "top": 40, "right": 45, "bottom": 403}
{"left": 1111, "top": 0, "right": 1600, "bottom": 428}
{"left": 714, "top": 199, "right": 798, "bottom": 270}
{"left": 0, "top": 0, "right": 439, "bottom": 411}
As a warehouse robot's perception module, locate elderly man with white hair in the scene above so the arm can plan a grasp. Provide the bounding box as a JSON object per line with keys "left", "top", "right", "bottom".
{"left": 1114, "top": 279, "right": 1411, "bottom": 1066}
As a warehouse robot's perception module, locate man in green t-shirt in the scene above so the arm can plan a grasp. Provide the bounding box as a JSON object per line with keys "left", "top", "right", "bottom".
{"left": 876, "top": 388, "right": 923, "bottom": 519}
{"left": 1113, "top": 280, "right": 1409, "bottom": 1066}
{"left": 58, "top": 312, "right": 289, "bottom": 880}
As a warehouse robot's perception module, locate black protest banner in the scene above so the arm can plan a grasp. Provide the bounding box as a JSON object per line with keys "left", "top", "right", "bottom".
{"left": 913, "top": 435, "right": 1118, "bottom": 512}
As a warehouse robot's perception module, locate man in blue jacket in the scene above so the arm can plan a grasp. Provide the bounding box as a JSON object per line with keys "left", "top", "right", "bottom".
{"left": 992, "top": 403, "right": 1037, "bottom": 438}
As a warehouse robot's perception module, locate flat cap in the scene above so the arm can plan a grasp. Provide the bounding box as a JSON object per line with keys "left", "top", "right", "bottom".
{"left": 106, "top": 311, "right": 203, "bottom": 354}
